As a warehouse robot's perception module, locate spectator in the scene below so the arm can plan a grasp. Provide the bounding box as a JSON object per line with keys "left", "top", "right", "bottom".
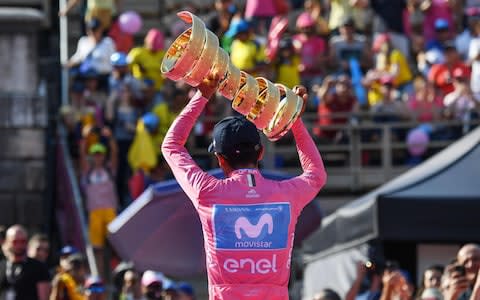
{"left": 426, "top": 18, "right": 454, "bottom": 52}
{"left": 420, "top": 287, "right": 444, "bottom": 300}
{"left": 428, "top": 41, "right": 470, "bottom": 95}
{"left": 59, "top": 0, "right": 118, "bottom": 31}
{"left": 314, "top": 75, "right": 359, "bottom": 143}
{"left": 372, "top": 33, "right": 413, "bottom": 95}
{"left": 407, "top": 75, "right": 444, "bottom": 122}
{"left": 105, "top": 84, "right": 141, "bottom": 205}
{"left": 0, "top": 225, "right": 50, "bottom": 300}
{"left": 303, "top": 0, "right": 330, "bottom": 36}
{"left": 443, "top": 67, "right": 479, "bottom": 133}
{"left": 66, "top": 18, "right": 116, "bottom": 79}
{"left": 141, "top": 270, "right": 163, "bottom": 300}
{"left": 345, "top": 261, "right": 381, "bottom": 300}
{"left": 380, "top": 269, "right": 413, "bottom": 300}
{"left": 328, "top": 0, "right": 370, "bottom": 32}
{"left": 441, "top": 261, "right": 470, "bottom": 300}
{"left": 119, "top": 269, "right": 142, "bottom": 300}
{"left": 58, "top": 246, "right": 79, "bottom": 273}
{"left": 244, "top": 0, "right": 278, "bottom": 36}
{"left": 329, "top": 18, "right": 371, "bottom": 73}
{"left": 403, "top": 0, "right": 427, "bottom": 58}
{"left": 81, "top": 140, "right": 119, "bottom": 278}
{"left": 313, "top": 288, "right": 342, "bottom": 300}
{"left": 207, "top": 0, "right": 237, "bottom": 39}
{"left": 468, "top": 17, "right": 480, "bottom": 99}
{"left": 27, "top": 234, "right": 50, "bottom": 264}
{"left": 423, "top": 1, "right": 455, "bottom": 44}
{"left": 175, "top": 282, "right": 195, "bottom": 300}
{"left": 163, "top": 281, "right": 177, "bottom": 300}
{"left": 109, "top": 52, "right": 143, "bottom": 100}
{"left": 293, "top": 12, "right": 327, "bottom": 89}
{"left": 456, "top": 8, "right": 480, "bottom": 59}
{"left": 50, "top": 254, "right": 87, "bottom": 300}
{"left": 457, "top": 244, "right": 480, "bottom": 288}
{"left": 83, "top": 70, "right": 108, "bottom": 113}
{"left": 370, "top": 76, "right": 411, "bottom": 138}
{"left": 275, "top": 38, "right": 301, "bottom": 89}
{"left": 84, "top": 276, "right": 106, "bottom": 300}
{"left": 416, "top": 265, "right": 444, "bottom": 298}
{"left": 128, "top": 29, "right": 166, "bottom": 92}
{"left": 228, "top": 19, "right": 267, "bottom": 75}
{"left": 108, "top": 17, "right": 135, "bottom": 54}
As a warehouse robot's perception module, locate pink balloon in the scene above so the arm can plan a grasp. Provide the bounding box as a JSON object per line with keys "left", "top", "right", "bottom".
{"left": 119, "top": 11, "right": 142, "bottom": 34}
{"left": 407, "top": 129, "right": 430, "bottom": 156}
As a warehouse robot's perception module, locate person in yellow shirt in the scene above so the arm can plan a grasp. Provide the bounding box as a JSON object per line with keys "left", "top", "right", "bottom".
{"left": 227, "top": 19, "right": 267, "bottom": 75}
{"left": 59, "top": 0, "right": 118, "bottom": 30}
{"left": 50, "top": 254, "right": 87, "bottom": 300}
{"left": 128, "top": 29, "right": 166, "bottom": 91}
{"left": 373, "top": 33, "right": 414, "bottom": 95}
{"left": 275, "top": 38, "right": 301, "bottom": 89}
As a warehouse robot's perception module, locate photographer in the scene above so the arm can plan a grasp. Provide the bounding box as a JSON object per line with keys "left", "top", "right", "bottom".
{"left": 345, "top": 261, "right": 381, "bottom": 300}
{"left": 313, "top": 75, "right": 359, "bottom": 144}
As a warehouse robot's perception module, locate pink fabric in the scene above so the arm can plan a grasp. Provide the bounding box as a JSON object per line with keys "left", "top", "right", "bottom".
{"left": 408, "top": 96, "right": 443, "bottom": 122}
{"left": 161, "top": 91, "right": 326, "bottom": 300}
{"left": 403, "top": 1, "right": 454, "bottom": 41}
{"left": 293, "top": 34, "right": 326, "bottom": 75}
{"left": 424, "top": 0, "right": 454, "bottom": 41}
{"left": 245, "top": 0, "right": 277, "bottom": 18}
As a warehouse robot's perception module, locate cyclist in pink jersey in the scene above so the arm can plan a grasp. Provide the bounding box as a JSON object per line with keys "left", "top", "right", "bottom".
{"left": 161, "top": 80, "right": 327, "bottom": 300}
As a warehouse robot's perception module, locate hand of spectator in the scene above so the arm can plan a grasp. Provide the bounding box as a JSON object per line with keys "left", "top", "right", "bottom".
{"left": 356, "top": 261, "right": 368, "bottom": 279}
{"left": 323, "top": 76, "right": 336, "bottom": 87}
{"left": 442, "top": 264, "right": 470, "bottom": 300}
{"left": 58, "top": 9, "right": 67, "bottom": 17}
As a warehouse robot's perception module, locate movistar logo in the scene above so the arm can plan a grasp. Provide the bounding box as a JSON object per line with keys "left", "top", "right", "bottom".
{"left": 234, "top": 213, "right": 273, "bottom": 239}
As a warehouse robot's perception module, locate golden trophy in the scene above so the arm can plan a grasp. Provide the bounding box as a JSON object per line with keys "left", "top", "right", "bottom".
{"left": 161, "top": 11, "right": 304, "bottom": 141}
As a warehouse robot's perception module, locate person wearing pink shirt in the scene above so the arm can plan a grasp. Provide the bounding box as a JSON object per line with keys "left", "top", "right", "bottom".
{"left": 161, "top": 80, "right": 327, "bottom": 300}
{"left": 293, "top": 12, "right": 327, "bottom": 89}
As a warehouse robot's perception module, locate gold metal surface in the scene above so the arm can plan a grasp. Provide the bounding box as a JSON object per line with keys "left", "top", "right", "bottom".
{"left": 161, "top": 11, "right": 305, "bottom": 141}
{"left": 232, "top": 72, "right": 259, "bottom": 115}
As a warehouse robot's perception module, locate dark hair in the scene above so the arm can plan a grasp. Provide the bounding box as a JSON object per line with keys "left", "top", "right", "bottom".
{"left": 426, "top": 264, "right": 444, "bottom": 274}
{"left": 314, "top": 289, "right": 341, "bottom": 300}
{"left": 221, "top": 144, "right": 262, "bottom": 169}
{"left": 0, "top": 225, "right": 6, "bottom": 241}
{"left": 67, "top": 254, "right": 86, "bottom": 271}
{"left": 29, "top": 233, "right": 49, "bottom": 245}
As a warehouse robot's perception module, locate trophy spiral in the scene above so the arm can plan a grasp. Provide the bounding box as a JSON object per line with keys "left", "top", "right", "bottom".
{"left": 161, "top": 11, "right": 304, "bottom": 141}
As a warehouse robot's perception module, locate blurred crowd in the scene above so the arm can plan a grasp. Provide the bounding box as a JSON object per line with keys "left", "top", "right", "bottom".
{"left": 56, "top": 0, "right": 480, "bottom": 299}
{"left": 60, "top": 0, "right": 480, "bottom": 212}
{"left": 311, "top": 244, "right": 480, "bottom": 300}
{"left": 0, "top": 224, "right": 195, "bottom": 300}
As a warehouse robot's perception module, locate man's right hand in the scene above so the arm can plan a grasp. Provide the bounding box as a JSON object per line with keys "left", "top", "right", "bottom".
{"left": 198, "top": 73, "right": 221, "bottom": 99}
{"left": 293, "top": 85, "right": 309, "bottom": 116}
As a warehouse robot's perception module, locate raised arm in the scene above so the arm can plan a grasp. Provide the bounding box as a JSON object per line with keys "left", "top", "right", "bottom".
{"left": 161, "top": 79, "right": 219, "bottom": 205}
{"left": 285, "top": 86, "right": 327, "bottom": 208}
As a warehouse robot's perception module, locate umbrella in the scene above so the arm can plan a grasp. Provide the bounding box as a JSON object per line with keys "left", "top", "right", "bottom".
{"left": 108, "top": 169, "right": 323, "bottom": 277}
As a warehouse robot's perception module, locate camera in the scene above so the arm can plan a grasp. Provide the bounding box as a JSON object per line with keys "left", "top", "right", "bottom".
{"left": 452, "top": 265, "right": 466, "bottom": 276}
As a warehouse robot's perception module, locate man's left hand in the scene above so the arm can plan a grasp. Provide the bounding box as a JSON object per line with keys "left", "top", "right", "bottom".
{"left": 293, "top": 85, "right": 309, "bottom": 115}
{"left": 198, "top": 73, "right": 221, "bottom": 99}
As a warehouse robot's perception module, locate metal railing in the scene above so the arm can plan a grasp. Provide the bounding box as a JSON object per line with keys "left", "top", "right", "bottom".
{"left": 56, "top": 124, "right": 99, "bottom": 276}
{"left": 189, "top": 112, "right": 479, "bottom": 191}
{"left": 57, "top": 0, "right": 99, "bottom": 277}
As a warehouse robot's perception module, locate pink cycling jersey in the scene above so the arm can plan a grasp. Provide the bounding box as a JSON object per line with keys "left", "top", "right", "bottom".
{"left": 161, "top": 91, "right": 327, "bottom": 300}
